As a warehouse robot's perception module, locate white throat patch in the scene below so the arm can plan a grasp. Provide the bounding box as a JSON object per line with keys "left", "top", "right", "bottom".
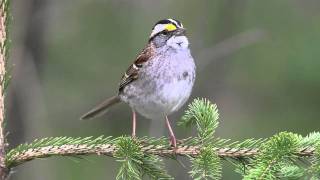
{"left": 166, "top": 36, "right": 189, "bottom": 50}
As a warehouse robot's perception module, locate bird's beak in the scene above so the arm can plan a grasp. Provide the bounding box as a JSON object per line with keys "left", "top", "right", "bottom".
{"left": 175, "top": 28, "right": 186, "bottom": 36}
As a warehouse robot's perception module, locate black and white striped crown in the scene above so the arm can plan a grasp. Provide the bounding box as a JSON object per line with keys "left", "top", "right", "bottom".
{"left": 150, "top": 18, "right": 184, "bottom": 38}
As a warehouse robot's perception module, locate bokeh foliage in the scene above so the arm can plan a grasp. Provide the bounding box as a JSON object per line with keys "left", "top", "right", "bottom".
{"left": 7, "top": 0, "right": 320, "bottom": 179}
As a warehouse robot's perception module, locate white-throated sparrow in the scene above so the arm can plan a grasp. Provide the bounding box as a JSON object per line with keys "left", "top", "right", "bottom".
{"left": 81, "top": 18, "right": 196, "bottom": 147}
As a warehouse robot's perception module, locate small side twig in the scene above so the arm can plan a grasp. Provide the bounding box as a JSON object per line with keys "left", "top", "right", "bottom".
{"left": 197, "top": 29, "right": 268, "bottom": 71}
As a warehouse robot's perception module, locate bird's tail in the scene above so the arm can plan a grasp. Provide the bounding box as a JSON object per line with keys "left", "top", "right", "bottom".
{"left": 80, "top": 95, "right": 121, "bottom": 120}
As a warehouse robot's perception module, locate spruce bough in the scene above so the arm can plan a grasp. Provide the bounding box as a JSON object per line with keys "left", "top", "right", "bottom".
{"left": 5, "top": 98, "right": 320, "bottom": 179}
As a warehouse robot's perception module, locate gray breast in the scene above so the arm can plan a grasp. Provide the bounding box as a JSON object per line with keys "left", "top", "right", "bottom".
{"left": 120, "top": 48, "right": 195, "bottom": 119}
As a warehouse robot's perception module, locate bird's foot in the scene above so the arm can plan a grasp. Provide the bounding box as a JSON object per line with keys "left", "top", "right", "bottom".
{"left": 169, "top": 135, "right": 177, "bottom": 148}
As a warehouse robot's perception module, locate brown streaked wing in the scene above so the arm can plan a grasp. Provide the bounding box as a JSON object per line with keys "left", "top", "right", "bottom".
{"left": 119, "top": 43, "right": 155, "bottom": 92}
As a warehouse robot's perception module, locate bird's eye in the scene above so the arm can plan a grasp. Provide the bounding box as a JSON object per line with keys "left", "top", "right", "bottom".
{"left": 162, "top": 30, "right": 169, "bottom": 35}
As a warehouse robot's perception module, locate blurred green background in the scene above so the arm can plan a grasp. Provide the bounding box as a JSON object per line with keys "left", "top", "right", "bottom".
{"left": 6, "top": 0, "right": 320, "bottom": 179}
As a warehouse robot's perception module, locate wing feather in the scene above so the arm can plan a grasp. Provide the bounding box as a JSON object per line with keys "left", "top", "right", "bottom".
{"left": 119, "top": 43, "right": 155, "bottom": 92}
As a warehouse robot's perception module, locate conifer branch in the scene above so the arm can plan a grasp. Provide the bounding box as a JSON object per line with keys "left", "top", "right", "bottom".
{"left": 4, "top": 99, "right": 320, "bottom": 179}
{"left": 6, "top": 138, "right": 316, "bottom": 169}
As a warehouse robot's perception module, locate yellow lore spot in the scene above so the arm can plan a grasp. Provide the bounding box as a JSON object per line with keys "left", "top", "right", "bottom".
{"left": 165, "top": 24, "right": 177, "bottom": 31}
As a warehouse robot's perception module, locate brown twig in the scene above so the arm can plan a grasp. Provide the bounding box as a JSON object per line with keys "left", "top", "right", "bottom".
{"left": 7, "top": 144, "right": 315, "bottom": 169}
{"left": 0, "top": 1, "right": 8, "bottom": 179}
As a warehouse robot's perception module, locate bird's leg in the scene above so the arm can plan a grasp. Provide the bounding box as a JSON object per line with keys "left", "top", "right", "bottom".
{"left": 132, "top": 109, "right": 136, "bottom": 138}
{"left": 165, "top": 116, "right": 177, "bottom": 147}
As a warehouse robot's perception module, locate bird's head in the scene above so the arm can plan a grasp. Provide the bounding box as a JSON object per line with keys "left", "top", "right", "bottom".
{"left": 149, "top": 18, "right": 188, "bottom": 49}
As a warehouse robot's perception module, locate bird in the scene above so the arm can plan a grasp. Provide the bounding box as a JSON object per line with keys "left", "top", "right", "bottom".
{"left": 81, "top": 18, "right": 196, "bottom": 147}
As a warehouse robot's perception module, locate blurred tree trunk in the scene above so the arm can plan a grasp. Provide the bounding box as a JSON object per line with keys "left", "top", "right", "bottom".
{"left": 7, "top": 0, "right": 53, "bottom": 179}
{"left": 8, "top": 0, "right": 47, "bottom": 148}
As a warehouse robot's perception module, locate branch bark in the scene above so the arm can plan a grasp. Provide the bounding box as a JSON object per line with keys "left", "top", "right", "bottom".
{"left": 0, "top": 1, "right": 8, "bottom": 179}
{"left": 7, "top": 143, "right": 315, "bottom": 169}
